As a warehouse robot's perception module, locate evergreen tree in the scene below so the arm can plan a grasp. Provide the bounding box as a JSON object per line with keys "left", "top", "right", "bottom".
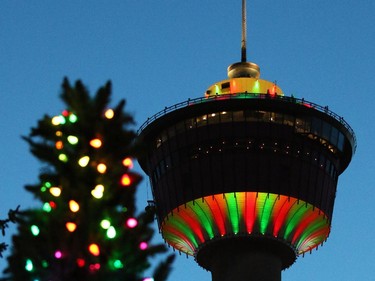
{"left": 2, "top": 79, "right": 174, "bottom": 281}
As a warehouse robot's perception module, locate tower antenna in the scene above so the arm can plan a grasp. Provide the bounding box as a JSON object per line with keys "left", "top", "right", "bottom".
{"left": 227, "top": 0, "right": 260, "bottom": 79}
{"left": 228, "top": 0, "right": 260, "bottom": 79}
{"left": 241, "top": 0, "right": 247, "bottom": 62}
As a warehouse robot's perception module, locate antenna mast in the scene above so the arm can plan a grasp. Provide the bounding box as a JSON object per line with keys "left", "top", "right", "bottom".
{"left": 227, "top": 0, "right": 260, "bottom": 79}
{"left": 241, "top": 0, "right": 247, "bottom": 62}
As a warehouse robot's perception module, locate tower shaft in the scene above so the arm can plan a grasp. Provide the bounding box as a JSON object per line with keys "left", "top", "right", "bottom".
{"left": 196, "top": 238, "right": 295, "bottom": 281}
{"left": 210, "top": 250, "right": 281, "bottom": 281}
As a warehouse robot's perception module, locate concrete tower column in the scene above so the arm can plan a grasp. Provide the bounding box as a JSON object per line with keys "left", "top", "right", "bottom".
{"left": 210, "top": 250, "right": 281, "bottom": 281}
{"left": 196, "top": 239, "right": 295, "bottom": 281}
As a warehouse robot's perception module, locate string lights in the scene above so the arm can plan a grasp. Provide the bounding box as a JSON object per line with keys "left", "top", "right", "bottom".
{"left": 67, "top": 135, "right": 78, "bottom": 145}
{"left": 49, "top": 187, "right": 61, "bottom": 197}
{"left": 69, "top": 200, "right": 80, "bottom": 212}
{"left": 88, "top": 244, "right": 100, "bottom": 256}
{"left": 14, "top": 101, "right": 160, "bottom": 281}
{"left": 30, "top": 225, "right": 40, "bottom": 236}
{"left": 122, "top": 157, "right": 134, "bottom": 169}
{"left": 139, "top": 242, "right": 148, "bottom": 250}
{"left": 91, "top": 184, "right": 104, "bottom": 199}
{"left": 54, "top": 251, "right": 63, "bottom": 259}
{"left": 25, "top": 259, "right": 33, "bottom": 272}
{"left": 78, "top": 156, "right": 90, "bottom": 167}
{"left": 104, "top": 109, "right": 114, "bottom": 119}
{"left": 97, "top": 163, "right": 107, "bottom": 173}
{"left": 126, "top": 218, "right": 138, "bottom": 228}
{"left": 90, "top": 138, "right": 102, "bottom": 148}
{"left": 66, "top": 222, "right": 77, "bottom": 232}
{"left": 121, "top": 174, "right": 131, "bottom": 186}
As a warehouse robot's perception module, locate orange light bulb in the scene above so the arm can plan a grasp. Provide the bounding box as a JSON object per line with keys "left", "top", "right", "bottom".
{"left": 88, "top": 243, "right": 100, "bottom": 256}
{"left": 97, "top": 163, "right": 107, "bottom": 174}
{"left": 69, "top": 200, "right": 80, "bottom": 212}
{"left": 122, "top": 157, "right": 134, "bottom": 169}
{"left": 90, "top": 138, "right": 102, "bottom": 148}
{"left": 121, "top": 174, "right": 131, "bottom": 186}
{"left": 66, "top": 222, "right": 77, "bottom": 232}
{"left": 55, "top": 141, "right": 63, "bottom": 150}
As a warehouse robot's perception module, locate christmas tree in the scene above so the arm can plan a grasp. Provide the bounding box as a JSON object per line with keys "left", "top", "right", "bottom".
{"left": 2, "top": 79, "right": 174, "bottom": 281}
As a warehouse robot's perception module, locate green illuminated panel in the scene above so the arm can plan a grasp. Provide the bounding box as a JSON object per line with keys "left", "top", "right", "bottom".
{"left": 161, "top": 192, "right": 330, "bottom": 256}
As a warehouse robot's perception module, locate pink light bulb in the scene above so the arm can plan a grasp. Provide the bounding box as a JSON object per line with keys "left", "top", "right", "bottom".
{"left": 126, "top": 218, "right": 138, "bottom": 228}
{"left": 139, "top": 242, "right": 148, "bottom": 250}
{"left": 89, "top": 263, "right": 101, "bottom": 271}
{"left": 55, "top": 250, "right": 62, "bottom": 259}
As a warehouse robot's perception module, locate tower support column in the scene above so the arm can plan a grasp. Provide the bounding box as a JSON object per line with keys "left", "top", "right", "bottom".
{"left": 196, "top": 238, "right": 295, "bottom": 281}
{"left": 210, "top": 250, "right": 281, "bottom": 281}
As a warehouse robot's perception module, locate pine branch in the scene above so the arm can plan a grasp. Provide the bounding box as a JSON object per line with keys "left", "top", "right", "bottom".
{"left": 0, "top": 206, "right": 21, "bottom": 258}
{"left": 152, "top": 254, "right": 176, "bottom": 281}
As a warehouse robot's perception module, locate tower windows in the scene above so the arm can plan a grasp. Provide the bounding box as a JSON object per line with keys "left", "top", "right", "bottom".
{"left": 154, "top": 110, "right": 346, "bottom": 154}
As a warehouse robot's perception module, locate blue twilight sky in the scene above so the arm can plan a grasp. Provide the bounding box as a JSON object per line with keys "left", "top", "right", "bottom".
{"left": 1, "top": 1, "right": 374, "bottom": 280}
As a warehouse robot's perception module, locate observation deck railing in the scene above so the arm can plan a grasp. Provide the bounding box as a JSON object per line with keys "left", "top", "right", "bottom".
{"left": 137, "top": 93, "right": 356, "bottom": 152}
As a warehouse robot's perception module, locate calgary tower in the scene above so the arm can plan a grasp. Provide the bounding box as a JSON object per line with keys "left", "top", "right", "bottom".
{"left": 137, "top": 1, "right": 356, "bottom": 280}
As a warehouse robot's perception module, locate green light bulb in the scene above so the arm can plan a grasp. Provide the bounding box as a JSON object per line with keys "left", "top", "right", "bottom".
{"left": 58, "top": 153, "right": 68, "bottom": 162}
{"left": 69, "top": 114, "right": 78, "bottom": 123}
{"left": 42, "top": 202, "right": 52, "bottom": 212}
{"left": 107, "top": 226, "right": 117, "bottom": 239}
{"left": 67, "top": 135, "right": 79, "bottom": 145}
{"left": 100, "top": 219, "right": 111, "bottom": 229}
{"left": 30, "top": 225, "right": 40, "bottom": 236}
{"left": 113, "top": 259, "right": 123, "bottom": 269}
{"left": 42, "top": 260, "right": 48, "bottom": 268}
{"left": 25, "top": 259, "right": 33, "bottom": 272}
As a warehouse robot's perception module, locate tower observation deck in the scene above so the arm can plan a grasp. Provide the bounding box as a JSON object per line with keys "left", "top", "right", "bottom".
{"left": 137, "top": 1, "right": 356, "bottom": 280}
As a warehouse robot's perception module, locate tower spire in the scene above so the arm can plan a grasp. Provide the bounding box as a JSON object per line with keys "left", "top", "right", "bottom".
{"left": 241, "top": 0, "right": 247, "bottom": 62}
{"left": 227, "top": 0, "right": 260, "bottom": 79}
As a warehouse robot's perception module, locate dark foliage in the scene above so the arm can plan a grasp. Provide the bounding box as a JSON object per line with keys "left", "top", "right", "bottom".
{"left": 0, "top": 206, "right": 20, "bottom": 258}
